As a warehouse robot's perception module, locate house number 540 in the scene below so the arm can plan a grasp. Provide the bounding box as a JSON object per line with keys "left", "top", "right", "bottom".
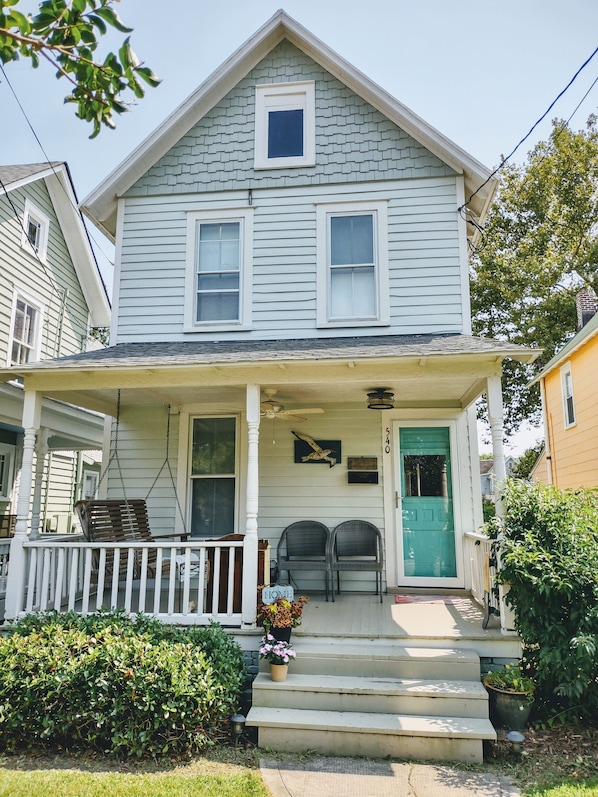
{"left": 385, "top": 427, "right": 391, "bottom": 454}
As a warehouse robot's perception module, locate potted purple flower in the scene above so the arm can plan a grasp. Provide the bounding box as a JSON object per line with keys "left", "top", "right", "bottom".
{"left": 259, "top": 634, "right": 296, "bottom": 681}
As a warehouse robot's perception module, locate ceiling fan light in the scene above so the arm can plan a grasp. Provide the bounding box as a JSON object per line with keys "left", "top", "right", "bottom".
{"left": 367, "top": 388, "right": 395, "bottom": 410}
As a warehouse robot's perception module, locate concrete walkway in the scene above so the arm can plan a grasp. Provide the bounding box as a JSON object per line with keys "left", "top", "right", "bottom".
{"left": 260, "top": 756, "right": 521, "bottom": 797}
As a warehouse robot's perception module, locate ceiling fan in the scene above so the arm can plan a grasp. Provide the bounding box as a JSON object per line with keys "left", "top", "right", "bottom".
{"left": 260, "top": 389, "right": 324, "bottom": 423}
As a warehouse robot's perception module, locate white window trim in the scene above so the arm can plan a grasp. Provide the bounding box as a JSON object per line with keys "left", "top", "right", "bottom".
{"left": 184, "top": 207, "right": 254, "bottom": 332}
{"left": 81, "top": 469, "right": 99, "bottom": 500}
{"left": 7, "top": 288, "right": 45, "bottom": 366}
{"left": 254, "top": 81, "right": 315, "bottom": 170}
{"left": 0, "top": 444, "right": 15, "bottom": 501}
{"left": 316, "top": 199, "right": 390, "bottom": 328}
{"left": 561, "top": 363, "right": 576, "bottom": 429}
{"left": 187, "top": 414, "right": 240, "bottom": 538}
{"left": 21, "top": 199, "right": 50, "bottom": 263}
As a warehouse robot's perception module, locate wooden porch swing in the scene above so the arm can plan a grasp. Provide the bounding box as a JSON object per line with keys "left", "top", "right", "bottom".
{"left": 75, "top": 393, "right": 192, "bottom": 580}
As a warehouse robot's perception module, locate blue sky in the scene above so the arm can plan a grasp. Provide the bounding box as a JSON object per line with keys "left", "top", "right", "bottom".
{"left": 2, "top": 0, "right": 597, "bottom": 453}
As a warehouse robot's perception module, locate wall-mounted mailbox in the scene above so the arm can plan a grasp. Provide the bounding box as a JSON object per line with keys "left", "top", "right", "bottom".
{"left": 347, "top": 457, "right": 378, "bottom": 484}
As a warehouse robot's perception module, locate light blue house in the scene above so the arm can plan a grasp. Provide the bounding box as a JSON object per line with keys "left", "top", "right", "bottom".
{"left": 0, "top": 163, "right": 109, "bottom": 539}
{"left": 0, "top": 12, "right": 538, "bottom": 762}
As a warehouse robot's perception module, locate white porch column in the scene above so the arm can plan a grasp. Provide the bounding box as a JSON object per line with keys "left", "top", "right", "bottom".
{"left": 241, "top": 383, "right": 260, "bottom": 628}
{"left": 30, "top": 428, "right": 49, "bottom": 540}
{"left": 486, "top": 376, "right": 506, "bottom": 517}
{"left": 5, "top": 390, "right": 42, "bottom": 620}
{"left": 486, "top": 375, "right": 517, "bottom": 635}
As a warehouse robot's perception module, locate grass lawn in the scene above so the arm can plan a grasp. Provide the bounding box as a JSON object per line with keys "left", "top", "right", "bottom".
{"left": 485, "top": 725, "right": 598, "bottom": 797}
{"left": 524, "top": 785, "right": 598, "bottom": 797}
{"left": 0, "top": 750, "right": 269, "bottom": 797}
{"left": 0, "top": 724, "right": 595, "bottom": 797}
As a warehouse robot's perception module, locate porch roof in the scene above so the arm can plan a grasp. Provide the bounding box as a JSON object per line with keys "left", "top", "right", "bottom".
{"left": 0, "top": 334, "right": 539, "bottom": 416}
{"left": 1, "top": 334, "right": 538, "bottom": 372}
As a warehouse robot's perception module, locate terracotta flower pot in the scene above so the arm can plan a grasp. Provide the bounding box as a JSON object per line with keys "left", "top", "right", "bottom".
{"left": 270, "top": 664, "right": 289, "bottom": 682}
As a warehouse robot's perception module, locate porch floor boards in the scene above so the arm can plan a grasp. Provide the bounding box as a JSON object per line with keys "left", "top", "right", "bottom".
{"left": 290, "top": 592, "right": 520, "bottom": 659}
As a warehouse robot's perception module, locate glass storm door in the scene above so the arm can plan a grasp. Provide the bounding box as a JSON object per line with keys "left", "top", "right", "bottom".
{"left": 399, "top": 427, "right": 457, "bottom": 579}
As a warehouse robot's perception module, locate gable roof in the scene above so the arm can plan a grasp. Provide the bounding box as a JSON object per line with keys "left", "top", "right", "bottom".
{"left": 529, "top": 311, "right": 598, "bottom": 385}
{"left": 2, "top": 162, "right": 110, "bottom": 327}
{"left": 82, "top": 9, "right": 496, "bottom": 241}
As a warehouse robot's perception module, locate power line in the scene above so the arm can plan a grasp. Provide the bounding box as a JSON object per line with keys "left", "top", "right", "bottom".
{"left": 0, "top": 175, "right": 68, "bottom": 358}
{"left": 460, "top": 44, "right": 598, "bottom": 212}
{"left": 0, "top": 63, "right": 115, "bottom": 271}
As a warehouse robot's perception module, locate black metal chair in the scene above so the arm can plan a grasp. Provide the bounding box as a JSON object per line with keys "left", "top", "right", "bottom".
{"left": 277, "top": 521, "right": 331, "bottom": 601}
{"left": 329, "top": 520, "right": 384, "bottom": 603}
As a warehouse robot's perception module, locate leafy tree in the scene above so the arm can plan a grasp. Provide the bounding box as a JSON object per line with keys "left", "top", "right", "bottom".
{"left": 510, "top": 443, "right": 544, "bottom": 480}
{"left": 471, "top": 116, "right": 598, "bottom": 435}
{"left": 0, "top": 0, "right": 160, "bottom": 137}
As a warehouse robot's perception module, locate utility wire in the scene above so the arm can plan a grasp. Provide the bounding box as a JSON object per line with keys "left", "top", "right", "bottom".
{"left": 0, "top": 63, "right": 115, "bottom": 271}
{"left": 0, "top": 174, "right": 68, "bottom": 358}
{"left": 460, "top": 44, "right": 598, "bottom": 212}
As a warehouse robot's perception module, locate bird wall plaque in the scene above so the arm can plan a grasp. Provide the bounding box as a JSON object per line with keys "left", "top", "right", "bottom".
{"left": 292, "top": 430, "right": 340, "bottom": 468}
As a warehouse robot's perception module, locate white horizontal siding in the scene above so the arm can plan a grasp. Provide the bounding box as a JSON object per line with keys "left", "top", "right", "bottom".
{"left": 258, "top": 407, "right": 385, "bottom": 594}
{"left": 0, "top": 182, "right": 90, "bottom": 362}
{"left": 115, "top": 176, "right": 463, "bottom": 343}
{"left": 105, "top": 405, "right": 181, "bottom": 535}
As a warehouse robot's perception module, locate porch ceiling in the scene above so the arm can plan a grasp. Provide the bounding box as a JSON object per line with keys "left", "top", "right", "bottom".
{"left": 0, "top": 335, "right": 540, "bottom": 416}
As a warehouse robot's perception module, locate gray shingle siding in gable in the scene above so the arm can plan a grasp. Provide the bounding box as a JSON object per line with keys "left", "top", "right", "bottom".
{"left": 129, "top": 40, "right": 455, "bottom": 197}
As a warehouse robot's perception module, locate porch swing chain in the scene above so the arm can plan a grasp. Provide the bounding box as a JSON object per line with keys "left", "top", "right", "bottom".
{"left": 95, "top": 394, "right": 186, "bottom": 534}
{"left": 145, "top": 405, "right": 187, "bottom": 534}
{"left": 95, "top": 389, "right": 128, "bottom": 502}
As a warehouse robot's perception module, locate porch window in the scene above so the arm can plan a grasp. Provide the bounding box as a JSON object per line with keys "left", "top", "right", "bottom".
{"left": 185, "top": 208, "right": 253, "bottom": 331}
{"left": 9, "top": 293, "right": 43, "bottom": 365}
{"left": 254, "top": 81, "right": 315, "bottom": 169}
{"left": 316, "top": 200, "right": 389, "bottom": 327}
{"left": 190, "top": 417, "right": 236, "bottom": 538}
{"left": 0, "top": 445, "right": 14, "bottom": 500}
{"left": 561, "top": 364, "right": 576, "bottom": 428}
{"left": 21, "top": 199, "right": 49, "bottom": 262}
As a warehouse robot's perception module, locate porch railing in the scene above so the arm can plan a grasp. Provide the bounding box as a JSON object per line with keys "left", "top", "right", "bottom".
{"left": 464, "top": 530, "right": 500, "bottom": 625}
{"left": 15, "top": 538, "right": 246, "bottom": 626}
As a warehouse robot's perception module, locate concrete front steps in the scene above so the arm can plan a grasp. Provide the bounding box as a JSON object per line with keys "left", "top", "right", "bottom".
{"left": 246, "top": 639, "right": 496, "bottom": 763}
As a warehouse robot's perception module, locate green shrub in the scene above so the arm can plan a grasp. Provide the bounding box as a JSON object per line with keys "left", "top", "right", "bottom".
{"left": 0, "top": 611, "right": 245, "bottom": 758}
{"left": 485, "top": 480, "right": 598, "bottom": 719}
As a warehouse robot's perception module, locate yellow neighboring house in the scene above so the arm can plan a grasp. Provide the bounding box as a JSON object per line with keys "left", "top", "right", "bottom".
{"left": 531, "top": 290, "right": 598, "bottom": 489}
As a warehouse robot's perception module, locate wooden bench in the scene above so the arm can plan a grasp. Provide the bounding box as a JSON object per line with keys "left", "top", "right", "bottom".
{"left": 75, "top": 499, "right": 189, "bottom": 580}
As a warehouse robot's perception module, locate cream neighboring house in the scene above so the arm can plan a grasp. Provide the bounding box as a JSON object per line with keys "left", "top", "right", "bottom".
{"left": 0, "top": 13, "right": 540, "bottom": 763}
{"left": 0, "top": 163, "right": 110, "bottom": 537}
{"left": 531, "top": 288, "right": 598, "bottom": 489}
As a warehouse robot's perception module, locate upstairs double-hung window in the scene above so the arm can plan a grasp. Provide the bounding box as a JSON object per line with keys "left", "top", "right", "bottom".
{"left": 9, "top": 293, "right": 43, "bottom": 365}
{"left": 185, "top": 208, "right": 253, "bottom": 330}
{"left": 316, "top": 201, "right": 389, "bottom": 327}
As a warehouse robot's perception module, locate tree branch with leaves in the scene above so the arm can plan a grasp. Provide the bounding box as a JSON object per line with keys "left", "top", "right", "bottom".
{"left": 471, "top": 116, "right": 598, "bottom": 435}
{"left": 0, "top": 0, "right": 160, "bottom": 137}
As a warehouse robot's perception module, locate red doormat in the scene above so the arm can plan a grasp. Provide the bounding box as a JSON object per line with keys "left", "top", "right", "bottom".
{"left": 395, "top": 595, "right": 466, "bottom": 604}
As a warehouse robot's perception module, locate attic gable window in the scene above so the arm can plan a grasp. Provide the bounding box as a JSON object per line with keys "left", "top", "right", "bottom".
{"left": 254, "top": 81, "right": 315, "bottom": 169}
{"left": 21, "top": 199, "right": 49, "bottom": 263}
{"left": 185, "top": 207, "right": 253, "bottom": 332}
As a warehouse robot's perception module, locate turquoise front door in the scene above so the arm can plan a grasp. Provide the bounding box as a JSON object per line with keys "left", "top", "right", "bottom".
{"left": 398, "top": 427, "right": 457, "bottom": 580}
